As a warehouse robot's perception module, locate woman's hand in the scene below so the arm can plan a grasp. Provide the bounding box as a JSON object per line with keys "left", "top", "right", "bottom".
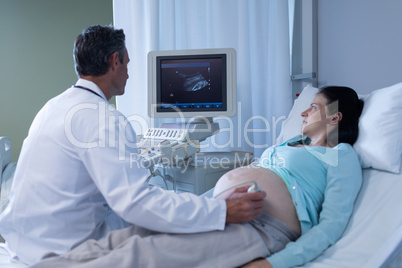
{"left": 241, "top": 258, "right": 273, "bottom": 268}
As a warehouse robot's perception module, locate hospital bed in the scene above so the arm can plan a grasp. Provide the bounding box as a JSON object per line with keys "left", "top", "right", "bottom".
{"left": 0, "top": 137, "right": 15, "bottom": 216}
{"left": 0, "top": 83, "right": 401, "bottom": 267}
{"left": 0, "top": 137, "right": 22, "bottom": 267}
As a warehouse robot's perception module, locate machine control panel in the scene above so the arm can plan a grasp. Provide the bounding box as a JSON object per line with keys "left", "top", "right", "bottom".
{"left": 138, "top": 128, "right": 199, "bottom": 168}
{"left": 143, "top": 128, "right": 189, "bottom": 141}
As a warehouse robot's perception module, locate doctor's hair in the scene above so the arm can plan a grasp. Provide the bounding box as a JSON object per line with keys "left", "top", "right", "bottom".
{"left": 318, "top": 86, "right": 364, "bottom": 146}
{"left": 73, "top": 25, "right": 126, "bottom": 77}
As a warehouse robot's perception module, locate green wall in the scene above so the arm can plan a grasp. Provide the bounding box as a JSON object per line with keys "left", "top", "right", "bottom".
{"left": 0, "top": 0, "right": 113, "bottom": 161}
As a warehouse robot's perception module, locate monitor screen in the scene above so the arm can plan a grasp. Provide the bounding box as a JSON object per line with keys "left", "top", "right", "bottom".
{"left": 148, "top": 48, "right": 236, "bottom": 119}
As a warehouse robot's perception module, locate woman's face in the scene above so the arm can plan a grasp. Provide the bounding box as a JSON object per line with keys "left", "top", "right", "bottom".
{"left": 300, "top": 93, "right": 330, "bottom": 137}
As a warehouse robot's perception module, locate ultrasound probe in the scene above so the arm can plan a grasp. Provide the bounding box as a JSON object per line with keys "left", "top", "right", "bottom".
{"left": 213, "top": 180, "right": 262, "bottom": 198}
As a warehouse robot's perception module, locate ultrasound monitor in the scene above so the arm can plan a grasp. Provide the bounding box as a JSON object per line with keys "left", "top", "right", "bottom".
{"left": 148, "top": 48, "right": 237, "bottom": 120}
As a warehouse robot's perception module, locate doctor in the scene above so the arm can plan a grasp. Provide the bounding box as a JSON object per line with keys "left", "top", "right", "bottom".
{"left": 0, "top": 25, "right": 265, "bottom": 265}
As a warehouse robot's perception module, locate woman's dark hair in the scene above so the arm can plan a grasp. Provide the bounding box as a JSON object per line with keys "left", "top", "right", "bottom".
{"left": 73, "top": 25, "right": 126, "bottom": 77}
{"left": 318, "top": 86, "right": 364, "bottom": 146}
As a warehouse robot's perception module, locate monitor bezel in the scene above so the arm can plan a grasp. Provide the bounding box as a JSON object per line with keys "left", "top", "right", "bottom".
{"left": 148, "top": 48, "right": 237, "bottom": 119}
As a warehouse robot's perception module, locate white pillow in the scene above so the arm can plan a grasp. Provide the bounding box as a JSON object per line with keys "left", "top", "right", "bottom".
{"left": 353, "top": 82, "right": 402, "bottom": 174}
{"left": 276, "top": 84, "right": 318, "bottom": 144}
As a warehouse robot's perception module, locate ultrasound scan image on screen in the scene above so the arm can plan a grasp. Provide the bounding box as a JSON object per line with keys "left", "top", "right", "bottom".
{"left": 157, "top": 56, "right": 226, "bottom": 112}
{"left": 148, "top": 48, "right": 236, "bottom": 119}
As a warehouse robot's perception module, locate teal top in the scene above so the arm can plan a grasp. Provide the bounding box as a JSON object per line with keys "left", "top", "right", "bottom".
{"left": 256, "top": 136, "right": 362, "bottom": 267}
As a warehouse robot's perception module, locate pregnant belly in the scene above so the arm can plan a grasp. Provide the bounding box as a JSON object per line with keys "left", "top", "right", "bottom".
{"left": 213, "top": 166, "right": 301, "bottom": 236}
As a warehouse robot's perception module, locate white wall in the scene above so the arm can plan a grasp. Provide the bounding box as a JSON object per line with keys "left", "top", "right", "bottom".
{"left": 317, "top": 0, "right": 402, "bottom": 94}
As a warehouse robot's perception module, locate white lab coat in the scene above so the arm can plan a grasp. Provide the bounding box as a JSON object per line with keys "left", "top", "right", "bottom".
{"left": 0, "top": 79, "right": 226, "bottom": 265}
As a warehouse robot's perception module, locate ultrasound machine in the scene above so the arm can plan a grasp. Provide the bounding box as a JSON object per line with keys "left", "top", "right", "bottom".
{"left": 138, "top": 48, "right": 252, "bottom": 195}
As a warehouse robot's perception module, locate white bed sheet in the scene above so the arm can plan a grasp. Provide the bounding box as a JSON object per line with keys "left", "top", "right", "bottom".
{"left": 305, "top": 165, "right": 402, "bottom": 267}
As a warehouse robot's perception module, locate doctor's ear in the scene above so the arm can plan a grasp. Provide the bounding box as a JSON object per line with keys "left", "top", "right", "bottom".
{"left": 329, "top": 112, "right": 343, "bottom": 124}
{"left": 109, "top": 52, "right": 120, "bottom": 69}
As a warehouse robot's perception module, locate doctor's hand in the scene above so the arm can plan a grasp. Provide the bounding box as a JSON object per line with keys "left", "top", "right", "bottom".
{"left": 225, "top": 186, "right": 266, "bottom": 223}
